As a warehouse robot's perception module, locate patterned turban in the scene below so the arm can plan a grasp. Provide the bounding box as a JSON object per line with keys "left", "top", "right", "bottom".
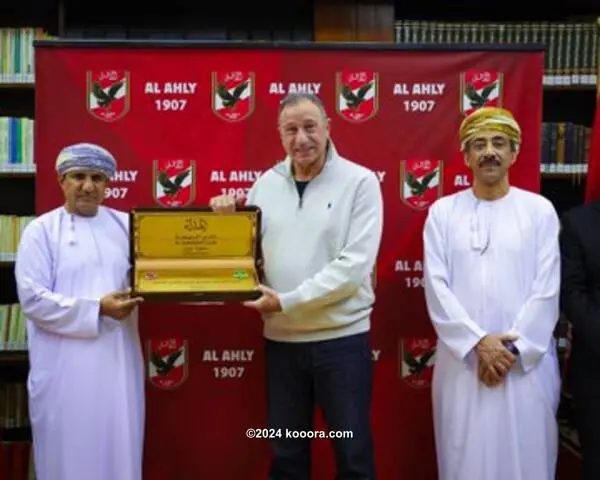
{"left": 55, "top": 142, "right": 117, "bottom": 178}
{"left": 459, "top": 107, "right": 521, "bottom": 152}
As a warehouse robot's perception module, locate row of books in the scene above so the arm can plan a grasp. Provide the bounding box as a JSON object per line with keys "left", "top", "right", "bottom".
{"left": 541, "top": 122, "right": 591, "bottom": 174}
{"left": 0, "top": 304, "right": 27, "bottom": 352}
{"left": 0, "top": 382, "right": 28, "bottom": 430}
{"left": 395, "top": 20, "right": 599, "bottom": 86}
{"left": 0, "top": 28, "right": 54, "bottom": 84}
{"left": 0, "top": 328, "right": 34, "bottom": 480}
{"left": 0, "top": 216, "right": 35, "bottom": 264}
{"left": 0, "top": 117, "right": 34, "bottom": 169}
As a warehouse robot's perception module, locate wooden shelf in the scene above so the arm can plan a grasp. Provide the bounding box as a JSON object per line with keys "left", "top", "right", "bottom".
{"left": 0, "top": 171, "right": 34, "bottom": 179}
{"left": 0, "top": 82, "right": 34, "bottom": 89}
{"left": 0, "top": 350, "right": 28, "bottom": 363}
{"left": 0, "top": 350, "right": 29, "bottom": 375}
{"left": 0, "top": 165, "right": 35, "bottom": 177}
{"left": 0, "top": 426, "right": 31, "bottom": 442}
{"left": 544, "top": 84, "right": 597, "bottom": 91}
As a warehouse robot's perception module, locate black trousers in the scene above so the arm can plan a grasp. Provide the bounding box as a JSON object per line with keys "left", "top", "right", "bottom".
{"left": 265, "top": 332, "right": 375, "bottom": 480}
{"left": 573, "top": 388, "right": 600, "bottom": 480}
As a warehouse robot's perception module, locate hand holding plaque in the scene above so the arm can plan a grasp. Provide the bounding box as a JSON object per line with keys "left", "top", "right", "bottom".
{"left": 129, "top": 207, "right": 262, "bottom": 302}
{"left": 242, "top": 284, "right": 282, "bottom": 313}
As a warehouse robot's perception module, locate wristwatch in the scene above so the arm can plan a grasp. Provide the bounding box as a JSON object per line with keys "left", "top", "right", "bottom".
{"left": 502, "top": 340, "right": 520, "bottom": 356}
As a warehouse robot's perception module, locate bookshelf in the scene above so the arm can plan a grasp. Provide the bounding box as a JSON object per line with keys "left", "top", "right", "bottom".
{"left": 0, "top": 4, "right": 55, "bottom": 475}
{"left": 0, "top": 1, "right": 597, "bottom": 478}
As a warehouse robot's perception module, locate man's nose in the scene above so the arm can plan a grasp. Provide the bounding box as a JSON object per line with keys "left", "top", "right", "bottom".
{"left": 483, "top": 142, "right": 496, "bottom": 155}
{"left": 82, "top": 178, "right": 95, "bottom": 191}
{"left": 296, "top": 128, "right": 309, "bottom": 143}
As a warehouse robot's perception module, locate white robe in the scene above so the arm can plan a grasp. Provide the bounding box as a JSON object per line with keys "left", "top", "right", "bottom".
{"left": 14, "top": 205, "right": 145, "bottom": 480}
{"left": 423, "top": 187, "right": 561, "bottom": 480}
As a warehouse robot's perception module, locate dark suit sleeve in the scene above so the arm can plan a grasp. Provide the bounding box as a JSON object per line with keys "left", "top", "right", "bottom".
{"left": 559, "top": 211, "right": 600, "bottom": 354}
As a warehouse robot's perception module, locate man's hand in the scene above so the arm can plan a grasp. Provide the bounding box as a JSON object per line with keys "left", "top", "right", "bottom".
{"left": 243, "top": 285, "right": 282, "bottom": 314}
{"left": 100, "top": 289, "right": 144, "bottom": 320}
{"left": 475, "top": 333, "right": 518, "bottom": 387}
{"left": 209, "top": 194, "right": 241, "bottom": 214}
{"left": 478, "top": 359, "right": 506, "bottom": 388}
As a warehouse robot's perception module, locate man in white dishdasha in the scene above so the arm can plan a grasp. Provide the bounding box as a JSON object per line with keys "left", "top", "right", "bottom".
{"left": 15, "top": 143, "right": 145, "bottom": 480}
{"left": 423, "top": 107, "right": 561, "bottom": 480}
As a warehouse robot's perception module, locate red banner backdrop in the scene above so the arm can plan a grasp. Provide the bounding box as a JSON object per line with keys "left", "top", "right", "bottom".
{"left": 33, "top": 41, "right": 544, "bottom": 479}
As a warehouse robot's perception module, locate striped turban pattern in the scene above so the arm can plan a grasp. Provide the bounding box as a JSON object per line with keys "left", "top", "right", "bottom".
{"left": 459, "top": 107, "right": 522, "bottom": 152}
{"left": 55, "top": 143, "right": 117, "bottom": 178}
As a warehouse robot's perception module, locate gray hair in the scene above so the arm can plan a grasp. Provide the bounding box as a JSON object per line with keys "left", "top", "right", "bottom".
{"left": 278, "top": 92, "right": 328, "bottom": 120}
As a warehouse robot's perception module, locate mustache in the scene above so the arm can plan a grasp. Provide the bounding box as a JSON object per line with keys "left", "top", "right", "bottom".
{"left": 478, "top": 156, "right": 501, "bottom": 167}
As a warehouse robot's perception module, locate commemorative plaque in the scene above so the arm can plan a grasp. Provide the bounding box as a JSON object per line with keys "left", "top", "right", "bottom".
{"left": 129, "top": 206, "right": 262, "bottom": 302}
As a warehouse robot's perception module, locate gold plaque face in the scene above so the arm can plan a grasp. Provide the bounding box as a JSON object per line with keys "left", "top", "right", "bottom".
{"left": 129, "top": 207, "right": 262, "bottom": 302}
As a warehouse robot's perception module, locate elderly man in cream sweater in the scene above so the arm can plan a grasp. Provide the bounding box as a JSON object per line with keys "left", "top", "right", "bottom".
{"left": 210, "top": 92, "right": 383, "bottom": 480}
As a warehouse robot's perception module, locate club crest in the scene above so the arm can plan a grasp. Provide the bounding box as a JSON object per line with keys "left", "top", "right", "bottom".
{"left": 460, "top": 70, "right": 503, "bottom": 116}
{"left": 336, "top": 70, "right": 379, "bottom": 123}
{"left": 147, "top": 337, "right": 188, "bottom": 390}
{"left": 399, "top": 159, "right": 443, "bottom": 210}
{"left": 212, "top": 71, "right": 255, "bottom": 122}
{"left": 399, "top": 337, "right": 436, "bottom": 389}
{"left": 153, "top": 159, "right": 196, "bottom": 208}
{"left": 86, "top": 70, "right": 130, "bottom": 122}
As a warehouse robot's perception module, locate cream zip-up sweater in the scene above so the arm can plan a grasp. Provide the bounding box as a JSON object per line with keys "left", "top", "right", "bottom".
{"left": 246, "top": 142, "right": 384, "bottom": 342}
